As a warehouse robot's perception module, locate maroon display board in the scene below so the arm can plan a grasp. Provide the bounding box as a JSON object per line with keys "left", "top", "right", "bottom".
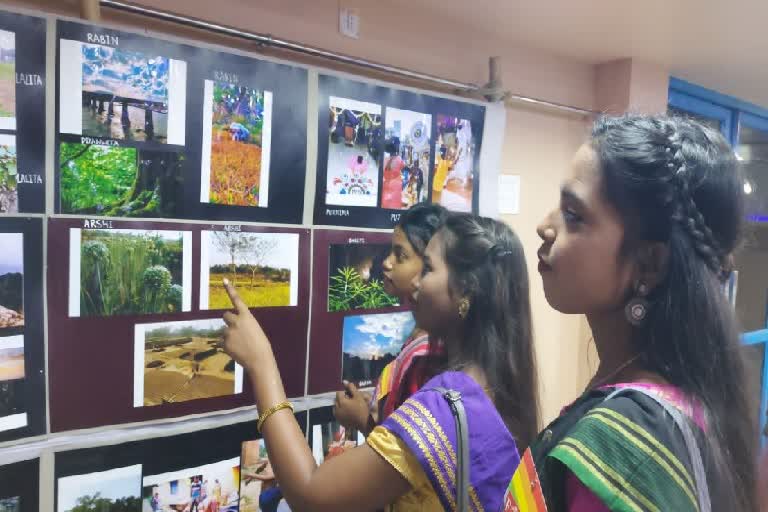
{"left": 47, "top": 217, "right": 310, "bottom": 432}
{"left": 307, "top": 228, "right": 411, "bottom": 394}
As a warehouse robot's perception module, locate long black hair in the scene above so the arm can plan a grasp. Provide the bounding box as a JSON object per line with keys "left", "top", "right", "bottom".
{"left": 397, "top": 202, "right": 448, "bottom": 257}
{"left": 591, "top": 114, "right": 756, "bottom": 510}
{"left": 440, "top": 213, "right": 540, "bottom": 450}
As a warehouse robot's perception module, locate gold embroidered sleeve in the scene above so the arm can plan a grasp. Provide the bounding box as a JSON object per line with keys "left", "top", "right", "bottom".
{"left": 367, "top": 425, "right": 431, "bottom": 490}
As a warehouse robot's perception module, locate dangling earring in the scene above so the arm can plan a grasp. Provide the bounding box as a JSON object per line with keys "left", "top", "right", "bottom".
{"left": 458, "top": 298, "right": 470, "bottom": 319}
{"left": 624, "top": 282, "right": 649, "bottom": 327}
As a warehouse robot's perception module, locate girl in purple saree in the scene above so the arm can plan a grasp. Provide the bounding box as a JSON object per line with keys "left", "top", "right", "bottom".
{"left": 221, "top": 213, "right": 540, "bottom": 511}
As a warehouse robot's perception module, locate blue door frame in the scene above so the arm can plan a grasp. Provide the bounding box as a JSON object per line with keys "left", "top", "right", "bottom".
{"left": 669, "top": 77, "right": 768, "bottom": 445}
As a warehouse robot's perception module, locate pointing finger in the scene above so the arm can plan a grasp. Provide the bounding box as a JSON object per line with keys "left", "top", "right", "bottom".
{"left": 223, "top": 278, "right": 248, "bottom": 313}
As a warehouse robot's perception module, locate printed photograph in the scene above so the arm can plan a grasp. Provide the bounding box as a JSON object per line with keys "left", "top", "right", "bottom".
{"left": 141, "top": 457, "right": 240, "bottom": 512}
{"left": 432, "top": 115, "right": 475, "bottom": 212}
{"left": 380, "top": 107, "right": 431, "bottom": 210}
{"left": 0, "top": 29, "right": 16, "bottom": 129}
{"left": 0, "top": 497, "right": 19, "bottom": 512}
{"left": 240, "top": 440, "right": 291, "bottom": 512}
{"left": 311, "top": 420, "right": 360, "bottom": 465}
{"left": 81, "top": 44, "right": 170, "bottom": 142}
{"left": 134, "top": 318, "right": 242, "bottom": 407}
{"left": 0, "top": 135, "right": 17, "bottom": 214}
{"left": 0, "top": 233, "right": 23, "bottom": 330}
{"left": 325, "top": 97, "right": 381, "bottom": 208}
{"left": 0, "top": 336, "right": 23, "bottom": 382}
{"left": 200, "top": 231, "right": 299, "bottom": 310}
{"left": 0, "top": 379, "right": 25, "bottom": 433}
{"left": 59, "top": 40, "right": 186, "bottom": 145}
{"left": 327, "top": 243, "right": 398, "bottom": 312}
{"left": 59, "top": 142, "right": 183, "bottom": 217}
{"left": 341, "top": 311, "right": 415, "bottom": 387}
{"left": 71, "top": 228, "right": 191, "bottom": 318}
{"left": 57, "top": 464, "right": 142, "bottom": 512}
{"left": 200, "top": 81, "right": 273, "bottom": 207}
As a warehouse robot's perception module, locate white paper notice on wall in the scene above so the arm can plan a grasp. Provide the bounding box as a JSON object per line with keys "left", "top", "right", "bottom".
{"left": 498, "top": 175, "right": 521, "bottom": 214}
{"left": 339, "top": 7, "right": 360, "bottom": 39}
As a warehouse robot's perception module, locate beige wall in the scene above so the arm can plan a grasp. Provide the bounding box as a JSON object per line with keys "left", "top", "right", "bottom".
{"left": 8, "top": 0, "right": 674, "bottom": 424}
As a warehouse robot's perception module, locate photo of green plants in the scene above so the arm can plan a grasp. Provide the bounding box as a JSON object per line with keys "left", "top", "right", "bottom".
{"left": 60, "top": 142, "right": 182, "bottom": 217}
{"left": 80, "top": 229, "right": 185, "bottom": 317}
{"left": 327, "top": 243, "right": 398, "bottom": 312}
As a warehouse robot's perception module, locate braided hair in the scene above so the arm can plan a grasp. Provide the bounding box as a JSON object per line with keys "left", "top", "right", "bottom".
{"left": 591, "top": 114, "right": 756, "bottom": 511}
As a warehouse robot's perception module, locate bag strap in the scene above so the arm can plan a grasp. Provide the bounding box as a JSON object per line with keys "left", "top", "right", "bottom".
{"left": 605, "top": 386, "right": 711, "bottom": 512}
{"left": 431, "top": 386, "right": 470, "bottom": 512}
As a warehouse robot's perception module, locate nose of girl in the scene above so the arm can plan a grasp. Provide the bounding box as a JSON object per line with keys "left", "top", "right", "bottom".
{"left": 536, "top": 222, "right": 556, "bottom": 243}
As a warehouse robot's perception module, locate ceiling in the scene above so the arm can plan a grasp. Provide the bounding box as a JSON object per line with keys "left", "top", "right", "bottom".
{"left": 397, "top": 0, "right": 768, "bottom": 109}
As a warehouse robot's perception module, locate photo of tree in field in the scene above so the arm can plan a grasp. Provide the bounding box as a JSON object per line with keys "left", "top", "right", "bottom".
{"left": 0, "top": 136, "right": 18, "bottom": 214}
{"left": 137, "top": 318, "right": 240, "bottom": 406}
{"left": 341, "top": 312, "right": 415, "bottom": 387}
{"left": 327, "top": 243, "right": 398, "bottom": 312}
{"left": 0, "top": 233, "right": 23, "bottom": 330}
{"left": 200, "top": 231, "right": 298, "bottom": 310}
{"left": 201, "top": 81, "right": 272, "bottom": 207}
{"left": 80, "top": 43, "right": 170, "bottom": 142}
{"left": 0, "top": 497, "right": 19, "bottom": 512}
{"left": 59, "top": 142, "right": 183, "bottom": 217}
{"left": 0, "top": 30, "right": 15, "bottom": 122}
{"left": 57, "top": 465, "right": 142, "bottom": 512}
{"left": 78, "top": 229, "right": 186, "bottom": 317}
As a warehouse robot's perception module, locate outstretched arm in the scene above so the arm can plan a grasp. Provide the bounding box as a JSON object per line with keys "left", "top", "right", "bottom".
{"left": 222, "top": 280, "right": 410, "bottom": 511}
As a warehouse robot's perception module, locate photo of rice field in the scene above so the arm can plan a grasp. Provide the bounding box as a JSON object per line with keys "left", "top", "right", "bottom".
{"left": 201, "top": 231, "right": 297, "bottom": 310}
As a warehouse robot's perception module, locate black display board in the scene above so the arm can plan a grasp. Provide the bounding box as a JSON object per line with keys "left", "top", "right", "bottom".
{"left": 0, "top": 217, "right": 45, "bottom": 443}
{"left": 313, "top": 74, "right": 485, "bottom": 228}
{"left": 55, "top": 20, "right": 307, "bottom": 224}
{"left": 0, "top": 11, "right": 46, "bottom": 214}
{"left": 0, "top": 458, "right": 39, "bottom": 512}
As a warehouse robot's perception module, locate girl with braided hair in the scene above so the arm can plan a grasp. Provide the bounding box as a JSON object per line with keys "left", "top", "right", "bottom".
{"left": 509, "top": 114, "right": 757, "bottom": 511}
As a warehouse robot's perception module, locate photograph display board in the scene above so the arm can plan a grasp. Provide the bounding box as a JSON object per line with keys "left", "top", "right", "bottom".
{"left": 47, "top": 217, "right": 310, "bottom": 432}
{"left": 0, "top": 11, "right": 46, "bottom": 214}
{"left": 307, "top": 229, "right": 413, "bottom": 394}
{"left": 55, "top": 20, "right": 308, "bottom": 224}
{"left": 313, "top": 75, "right": 486, "bottom": 228}
{"left": 0, "top": 458, "right": 39, "bottom": 512}
{"left": 0, "top": 217, "right": 44, "bottom": 443}
{"left": 54, "top": 415, "right": 306, "bottom": 512}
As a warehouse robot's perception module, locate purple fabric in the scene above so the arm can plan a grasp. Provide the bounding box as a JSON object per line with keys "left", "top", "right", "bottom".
{"left": 381, "top": 371, "right": 521, "bottom": 512}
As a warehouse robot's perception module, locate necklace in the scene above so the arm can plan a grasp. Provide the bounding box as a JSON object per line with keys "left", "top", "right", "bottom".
{"left": 589, "top": 354, "right": 642, "bottom": 390}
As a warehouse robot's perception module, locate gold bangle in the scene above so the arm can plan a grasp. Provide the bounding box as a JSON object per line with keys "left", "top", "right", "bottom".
{"left": 257, "top": 400, "right": 294, "bottom": 432}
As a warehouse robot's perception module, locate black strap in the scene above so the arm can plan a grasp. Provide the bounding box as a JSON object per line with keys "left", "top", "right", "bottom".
{"left": 431, "top": 387, "right": 470, "bottom": 512}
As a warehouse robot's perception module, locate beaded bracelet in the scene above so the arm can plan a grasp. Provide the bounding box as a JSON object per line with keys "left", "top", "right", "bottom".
{"left": 257, "top": 400, "right": 294, "bottom": 432}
